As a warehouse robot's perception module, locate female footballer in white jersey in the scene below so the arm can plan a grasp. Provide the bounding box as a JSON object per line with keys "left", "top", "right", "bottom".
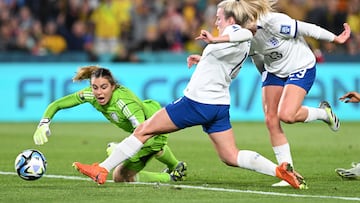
{"left": 203, "top": 9, "right": 351, "bottom": 187}
{"left": 73, "top": 0, "right": 307, "bottom": 189}
{"left": 250, "top": 12, "right": 349, "bottom": 187}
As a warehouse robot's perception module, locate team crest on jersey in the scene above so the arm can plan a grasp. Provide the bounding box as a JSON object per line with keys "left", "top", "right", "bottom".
{"left": 269, "top": 37, "right": 279, "bottom": 46}
{"left": 78, "top": 91, "right": 84, "bottom": 100}
{"left": 110, "top": 113, "right": 119, "bottom": 122}
{"left": 280, "top": 25, "right": 291, "bottom": 34}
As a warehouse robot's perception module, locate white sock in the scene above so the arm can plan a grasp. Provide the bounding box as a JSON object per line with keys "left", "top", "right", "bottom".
{"left": 273, "top": 143, "right": 293, "bottom": 167}
{"left": 237, "top": 150, "right": 277, "bottom": 176}
{"left": 304, "top": 106, "right": 328, "bottom": 122}
{"left": 100, "top": 135, "right": 143, "bottom": 171}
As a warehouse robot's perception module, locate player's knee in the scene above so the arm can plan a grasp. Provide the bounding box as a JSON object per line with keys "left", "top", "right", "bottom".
{"left": 265, "top": 113, "right": 280, "bottom": 128}
{"left": 278, "top": 112, "right": 296, "bottom": 123}
{"left": 222, "top": 160, "right": 236, "bottom": 167}
{"left": 112, "top": 171, "right": 136, "bottom": 182}
{"left": 134, "top": 123, "right": 151, "bottom": 136}
{"left": 112, "top": 173, "right": 125, "bottom": 182}
{"left": 112, "top": 165, "right": 132, "bottom": 182}
{"left": 219, "top": 153, "right": 238, "bottom": 167}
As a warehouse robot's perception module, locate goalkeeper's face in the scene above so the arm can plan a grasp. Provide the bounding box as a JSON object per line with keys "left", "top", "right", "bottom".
{"left": 91, "top": 77, "right": 116, "bottom": 105}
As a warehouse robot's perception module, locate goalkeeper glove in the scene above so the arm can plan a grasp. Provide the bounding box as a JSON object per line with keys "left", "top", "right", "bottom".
{"left": 33, "top": 118, "right": 51, "bottom": 145}
{"left": 106, "top": 142, "right": 117, "bottom": 156}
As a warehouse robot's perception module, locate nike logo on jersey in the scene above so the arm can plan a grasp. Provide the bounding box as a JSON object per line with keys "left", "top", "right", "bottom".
{"left": 231, "top": 25, "right": 240, "bottom": 32}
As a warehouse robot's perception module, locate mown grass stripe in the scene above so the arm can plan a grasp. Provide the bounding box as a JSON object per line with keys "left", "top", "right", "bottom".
{"left": 1, "top": 171, "right": 359, "bottom": 201}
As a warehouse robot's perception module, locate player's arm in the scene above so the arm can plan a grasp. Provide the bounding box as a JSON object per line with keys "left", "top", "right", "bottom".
{"left": 203, "top": 25, "right": 254, "bottom": 61}
{"left": 263, "top": 13, "right": 332, "bottom": 42}
{"left": 187, "top": 54, "right": 201, "bottom": 68}
{"left": 33, "top": 90, "right": 87, "bottom": 145}
{"left": 196, "top": 25, "right": 253, "bottom": 43}
{"left": 339, "top": 91, "right": 360, "bottom": 103}
{"left": 42, "top": 92, "right": 86, "bottom": 119}
{"left": 116, "top": 98, "right": 146, "bottom": 129}
{"left": 297, "top": 21, "right": 351, "bottom": 44}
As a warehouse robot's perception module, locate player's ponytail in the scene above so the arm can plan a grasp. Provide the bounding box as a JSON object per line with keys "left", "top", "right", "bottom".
{"left": 73, "top": 65, "right": 119, "bottom": 87}
{"left": 73, "top": 65, "right": 100, "bottom": 82}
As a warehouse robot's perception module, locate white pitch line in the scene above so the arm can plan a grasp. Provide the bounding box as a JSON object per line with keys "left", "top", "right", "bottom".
{"left": 1, "top": 171, "right": 360, "bottom": 201}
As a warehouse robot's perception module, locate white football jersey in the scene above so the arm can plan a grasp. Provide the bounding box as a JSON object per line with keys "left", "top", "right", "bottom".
{"left": 251, "top": 12, "right": 316, "bottom": 77}
{"left": 184, "top": 24, "right": 251, "bottom": 105}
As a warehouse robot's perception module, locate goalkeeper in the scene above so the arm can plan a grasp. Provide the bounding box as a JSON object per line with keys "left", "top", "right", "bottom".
{"left": 33, "top": 65, "right": 187, "bottom": 183}
{"left": 335, "top": 91, "right": 360, "bottom": 179}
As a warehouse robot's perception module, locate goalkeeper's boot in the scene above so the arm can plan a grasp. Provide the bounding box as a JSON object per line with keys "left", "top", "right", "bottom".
{"left": 335, "top": 162, "right": 360, "bottom": 179}
{"left": 170, "top": 170, "right": 184, "bottom": 181}
{"left": 319, "top": 101, "right": 340, "bottom": 131}
{"left": 275, "top": 162, "right": 307, "bottom": 189}
{"left": 163, "top": 161, "right": 187, "bottom": 175}
{"left": 73, "top": 162, "right": 108, "bottom": 184}
{"left": 169, "top": 162, "right": 188, "bottom": 181}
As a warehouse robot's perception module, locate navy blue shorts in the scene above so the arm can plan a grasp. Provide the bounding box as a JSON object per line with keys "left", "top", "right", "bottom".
{"left": 261, "top": 66, "right": 316, "bottom": 93}
{"left": 165, "top": 96, "right": 231, "bottom": 134}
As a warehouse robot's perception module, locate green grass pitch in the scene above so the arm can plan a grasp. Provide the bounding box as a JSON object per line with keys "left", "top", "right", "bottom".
{"left": 1, "top": 122, "right": 360, "bottom": 203}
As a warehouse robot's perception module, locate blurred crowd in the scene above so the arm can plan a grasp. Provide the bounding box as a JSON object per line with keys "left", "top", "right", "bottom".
{"left": 0, "top": 0, "right": 359, "bottom": 62}
{"left": 277, "top": 0, "right": 360, "bottom": 60}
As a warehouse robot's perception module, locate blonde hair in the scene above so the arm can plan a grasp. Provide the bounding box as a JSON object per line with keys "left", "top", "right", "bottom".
{"left": 218, "top": 0, "right": 275, "bottom": 28}
{"left": 72, "top": 65, "right": 118, "bottom": 87}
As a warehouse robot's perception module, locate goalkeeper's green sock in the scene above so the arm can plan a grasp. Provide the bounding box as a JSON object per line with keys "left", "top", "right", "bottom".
{"left": 136, "top": 171, "right": 171, "bottom": 182}
{"left": 155, "top": 145, "right": 179, "bottom": 171}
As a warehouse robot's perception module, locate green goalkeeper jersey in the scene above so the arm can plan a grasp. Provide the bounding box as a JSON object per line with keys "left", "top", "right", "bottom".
{"left": 42, "top": 85, "right": 168, "bottom": 147}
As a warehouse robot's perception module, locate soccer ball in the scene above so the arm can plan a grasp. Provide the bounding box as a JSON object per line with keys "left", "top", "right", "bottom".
{"left": 14, "top": 149, "right": 47, "bottom": 181}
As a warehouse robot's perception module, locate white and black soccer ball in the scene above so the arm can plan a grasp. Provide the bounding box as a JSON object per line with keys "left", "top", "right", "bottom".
{"left": 14, "top": 149, "right": 47, "bottom": 181}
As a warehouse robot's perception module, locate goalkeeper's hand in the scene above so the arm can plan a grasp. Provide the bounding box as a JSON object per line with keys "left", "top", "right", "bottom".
{"left": 33, "top": 118, "right": 51, "bottom": 145}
